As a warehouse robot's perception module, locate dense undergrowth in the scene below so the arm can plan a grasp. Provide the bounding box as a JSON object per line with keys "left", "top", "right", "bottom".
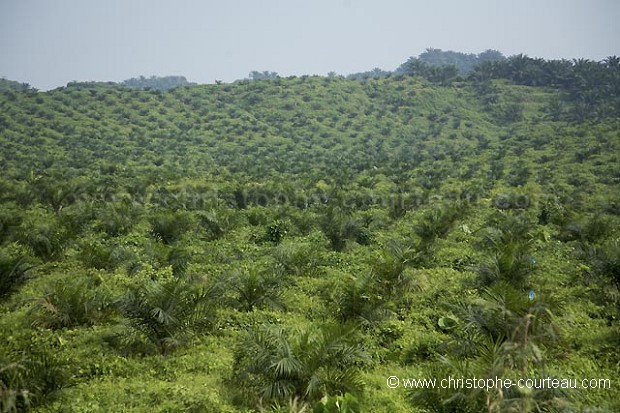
{"left": 0, "top": 68, "right": 619, "bottom": 412}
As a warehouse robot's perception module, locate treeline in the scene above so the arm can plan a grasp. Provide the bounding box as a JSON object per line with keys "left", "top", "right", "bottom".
{"left": 344, "top": 49, "right": 620, "bottom": 121}
{"left": 0, "top": 78, "right": 33, "bottom": 93}
{"left": 346, "top": 48, "right": 505, "bottom": 80}
{"left": 471, "top": 55, "right": 620, "bottom": 121}
{"left": 121, "top": 75, "right": 196, "bottom": 90}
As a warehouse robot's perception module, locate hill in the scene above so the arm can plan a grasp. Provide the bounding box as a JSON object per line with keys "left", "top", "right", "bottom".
{"left": 0, "top": 78, "right": 32, "bottom": 92}
{"left": 0, "top": 67, "right": 619, "bottom": 412}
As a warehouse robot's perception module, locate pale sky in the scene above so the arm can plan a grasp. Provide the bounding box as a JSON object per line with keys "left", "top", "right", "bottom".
{"left": 1, "top": 0, "right": 619, "bottom": 90}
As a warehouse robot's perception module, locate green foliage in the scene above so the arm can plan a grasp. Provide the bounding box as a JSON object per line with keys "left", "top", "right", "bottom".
{"left": 233, "top": 323, "right": 369, "bottom": 408}
{"left": 586, "top": 239, "right": 620, "bottom": 286}
{"left": 121, "top": 75, "right": 196, "bottom": 90}
{"left": 1, "top": 333, "right": 71, "bottom": 412}
{"left": 414, "top": 202, "right": 464, "bottom": 244}
{"left": 15, "top": 209, "right": 68, "bottom": 261}
{"left": 0, "top": 59, "right": 618, "bottom": 412}
{"left": 264, "top": 219, "right": 289, "bottom": 245}
{"left": 0, "top": 247, "right": 31, "bottom": 301}
{"left": 273, "top": 238, "right": 322, "bottom": 276}
{"left": 4, "top": 355, "right": 68, "bottom": 411}
{"left": 0, "top": 356, "right": 30, "bottom": 413}
{"left": 0, "top": 205, "right": 22, "bottom": 245}
{"left": 77, "top": 237, "right": 134, "bottom": 270}
{"left": 471, "top": 54, "right": 620, "bottom": 120}
{"left": 477, "top": 241, "right": 535, "bottom": 288}
{"left": 313, "top": 393, "right": 360, "bottom": 413}
{"left": 412, "top": 282, "right": 561, "bottom": 412}
{"left": 95, "top": 201, "right": 142, "bottom": 237}
{"left": 371, "top": 239, "right": 421, "bottom": 296}
{"left": 30, "top": 276, "right": 112, "bottom": 329}
{"left": 165, "top": 245, "right": 192, "bottom": 276}
{"left": 334, "top": 272, "right": 390, "bottom": 326}
{"left": 149, "top": 211, "right": 195, "bottom": 244}
{"left": 559, "top": 214, "right": 613, "bottom": 243}
{"left": 320, "top": 207, "right": 371, "bottom": 252}
{"left": 197, "top": 209, "right": 230, "bottom": 240}
{"left": 249, "top": 71, "right": 279, "bottom": 81}
{"left": 0, "top": 78, "right": 33, "bottom": 93}
{"left": 225, "top": 267, "right": 285, "bottom": 312}
{"left": 476, "top": 213, "right": 536, "bottom": 288}
{"left": 116, "top": 272, "right": 219, "bottom": 355}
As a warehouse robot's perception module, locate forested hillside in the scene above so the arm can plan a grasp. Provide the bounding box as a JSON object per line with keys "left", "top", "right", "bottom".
{"left": 0, "top": 60, "right": 619, "bottom": 412}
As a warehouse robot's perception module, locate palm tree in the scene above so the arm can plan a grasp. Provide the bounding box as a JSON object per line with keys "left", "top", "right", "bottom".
{"left": 233, "top": 323, "right": 369, "bottom": 408}
{"left": 30, "top": 277, "right": 111, "bottom": 329}
{"left": 371, "top": 239, "right": 421, "bottom": 297}
{"left": 335, "top": 272, "right": 390, "bottom": 326}
{"left": 117, "top": 278, "right": 219, "bottom": 354}
{"left": 412, "top": 283, "right": 562, "bottom": 413}
{"left": 149, "top": 211, "right": 195, "bottom": 244}
{"left": 226, "top": 267, "right": 284, "bottom": 312}
{"left": 0, "top": 254, "right": 31, "bottom": 301}
{"left": 320, "top": 206, "right": 370, "bottom": 252}
{"left": 0, "top": 357, "right": 29, "bottom": 413}
{"left": 414, "top": 202, "right": 464, "bottom": 244}
{"left": 477, "top": 241, "right": 534, "bottom": 288}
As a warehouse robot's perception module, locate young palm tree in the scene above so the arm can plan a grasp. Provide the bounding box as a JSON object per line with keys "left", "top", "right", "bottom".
{"left": 0, "top": 357, "right": 29, "bottom": 413}
{"left": 226, "top": 267, "right": 284, "bottom": 312}
{"left": 335, "top": 272, "right": 390, "bottom": 327}
{"left": 476, "top": 214, "right": 536, "bottom": 288}
{"left": 30, "top": 277, "right": 111, "bottom": 329}
{"left": 16, "top": 212, "right": 68, "bottom": 261}
{"left": 320, "top": 207, "right": 370, "bottom": 252}
{"left": 419, "top": 282, "right": 562, "bottom": 413}
{"left": 1, "top": 348, "right": 69, "bottom": 412}
{"left": 414, "top": 202, "right": 464, "bottom": 244}
{"left": 371, "top": 239, "right": 421, "bottom": 297}
{"left": 233, "top": 323, "right": 369, "bottom": 408}
{"left": 117, "top": 277, "right": 219, "bottom": 354}
{"left": 149, "top": 211, "right": 195, "bottom": 244}
{"left": 477, "top": 240, "right": 534, "bottom": 288}
{"left": 0, "top": 253, "right": 31, "bottom": 301}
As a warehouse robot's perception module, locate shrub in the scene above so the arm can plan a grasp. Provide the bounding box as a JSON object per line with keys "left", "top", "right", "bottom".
{"left": 582, "top": 239, "right": 620, "bottom": 288}
{"left": 0, "top": 205, "right": 22, "bottom": 245}
{"left": 0, "top": 350, "right": 69, "bottom": 411}
{"left": 165, "top": 245, "right": 192, "bottom": 276}
{"left": 273, "top": 240, "right": 320, "bottom": 276}
{"left": 558, "top": 215, "right": 613, "bottom": 243}
{"left": 197, "top": 209, "right": 230, "bottom": 240}
{"left": 371, "top": 239, "right": 421, "bottom": 297}
{"left": 264, "top": 219, "right": 289, "bottom": 244}
{"left": 538, "top": 197, "right": 568, "bottom": 225}
{"left": 320, "top": 207, "right": 371, "bottom": 252}
{"left": 78, "top": 238, "right": 134, "bottom": 270}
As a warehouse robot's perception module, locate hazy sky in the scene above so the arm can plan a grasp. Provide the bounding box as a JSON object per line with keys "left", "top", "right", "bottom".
{"left": 1, "top": 0, "right": 619, "bottom": 90}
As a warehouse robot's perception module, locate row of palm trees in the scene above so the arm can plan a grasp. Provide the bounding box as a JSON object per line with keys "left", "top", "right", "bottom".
{"left": 471, "top": 54, "right": 620, "bottom": 120}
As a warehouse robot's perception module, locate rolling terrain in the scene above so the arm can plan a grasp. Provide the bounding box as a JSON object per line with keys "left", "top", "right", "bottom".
{"left": 1, "top": 60, "right": 619, "bottom": 412}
